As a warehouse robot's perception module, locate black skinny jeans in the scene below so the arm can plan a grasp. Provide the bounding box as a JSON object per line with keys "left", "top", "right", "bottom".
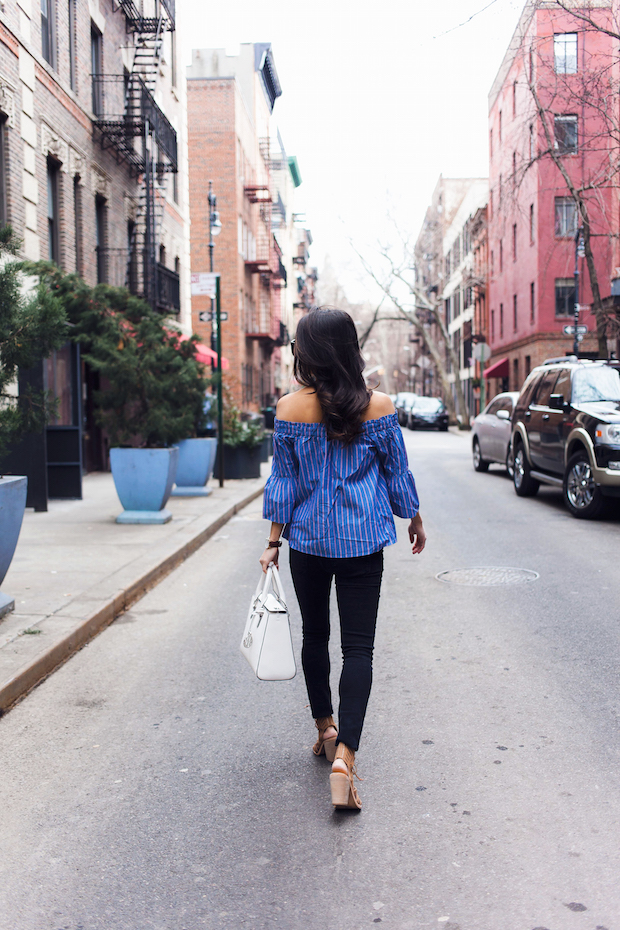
{"left": 289, "top": 547, "right": 384, "bottom": 752}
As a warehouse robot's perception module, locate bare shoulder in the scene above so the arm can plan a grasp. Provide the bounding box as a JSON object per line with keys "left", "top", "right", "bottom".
{"left": 276, "top": 389, "right": 323, "bottom": 423}
{"left": 363, "top": 391, "right": 395, "bottom": 421}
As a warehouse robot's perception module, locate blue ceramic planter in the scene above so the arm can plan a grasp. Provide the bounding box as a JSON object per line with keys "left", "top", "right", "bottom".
{"left": 110, "top": 447, "right": 178, "bottom": 524}
{"left": 170, "top": 438, "right": 217, "bottom": 497}
{"left": 0, "top": 475, "right": 28, "bottom": 618}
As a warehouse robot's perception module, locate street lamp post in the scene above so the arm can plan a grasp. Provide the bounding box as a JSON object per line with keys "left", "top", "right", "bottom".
{"left": 573, "top": 226, "right": 583, "bottom": 357}
{"left": 208, "top": 180, "right": 224, "bottom": 487}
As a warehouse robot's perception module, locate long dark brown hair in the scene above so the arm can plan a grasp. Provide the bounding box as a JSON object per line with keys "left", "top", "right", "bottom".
{"left": 293, "top": 307, "right": 371, "bottom": 444}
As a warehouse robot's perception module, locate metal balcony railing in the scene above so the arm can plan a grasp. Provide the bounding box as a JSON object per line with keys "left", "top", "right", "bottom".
{"left": 92, "top": 75, "right": 178, "bottom": 173}
{"left": 117, "top": 0, "right": 175, "bottom": 31}
{"left": 157, "top": 263, "right": 180, "bottom": 313}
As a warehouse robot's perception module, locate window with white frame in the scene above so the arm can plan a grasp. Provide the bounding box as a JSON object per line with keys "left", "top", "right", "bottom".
{"left": 554, "top": 33, "right": 577, "bottom": 74}
{"left": 554, "top": 115, "right": 578, "bottom": 154}
{"left": 554, "top": 196, "right": 577, "bottom": 237}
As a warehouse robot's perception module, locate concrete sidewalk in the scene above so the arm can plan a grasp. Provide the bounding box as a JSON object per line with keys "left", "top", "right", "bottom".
{"left": 0, "top": 468, "right": 268, "bottom": 713}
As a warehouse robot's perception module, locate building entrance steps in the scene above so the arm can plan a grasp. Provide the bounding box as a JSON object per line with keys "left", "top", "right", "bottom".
{"left": 0, "top": 468, "right": 269, "bottom": 714}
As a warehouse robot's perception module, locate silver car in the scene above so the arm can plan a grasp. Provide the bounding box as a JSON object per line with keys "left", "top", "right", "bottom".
{"left": 471, "top": 392, "right": 519, "bottom": 475}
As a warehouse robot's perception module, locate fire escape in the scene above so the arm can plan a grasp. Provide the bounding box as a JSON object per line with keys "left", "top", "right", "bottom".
{"left": 243, "top": 137, "right": 288, "bottom": 345}
{"left": 92, "top": 0, "right": 179, "bottom": 314}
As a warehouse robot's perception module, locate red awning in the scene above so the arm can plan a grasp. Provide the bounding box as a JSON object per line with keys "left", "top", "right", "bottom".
{"left": 168, "top": 331, "right": 229, "bottom": 370}
{"left": 483, "top": 357, "right": 509, "bottom": 379}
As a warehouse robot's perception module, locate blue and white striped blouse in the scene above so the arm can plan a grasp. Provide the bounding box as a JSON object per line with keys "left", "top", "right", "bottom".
{"left": 263, "top": 412, "right": 419, "bottom": 558}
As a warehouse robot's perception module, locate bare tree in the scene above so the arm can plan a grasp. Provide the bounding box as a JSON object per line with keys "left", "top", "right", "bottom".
{"left": 351, "top": 240, "right": 471, "bottom": 426}
{"left": 515, "top": 0, "right": 620, "bottom": 356}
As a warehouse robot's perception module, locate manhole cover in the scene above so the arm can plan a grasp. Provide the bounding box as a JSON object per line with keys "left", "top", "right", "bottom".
{"left": 436, "top": 567, "right": 539, "bottom": 586}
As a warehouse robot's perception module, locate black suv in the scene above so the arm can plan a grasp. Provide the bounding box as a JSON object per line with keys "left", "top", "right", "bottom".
{"left": 511, "top": 358, "right": 620, "bottom": 518}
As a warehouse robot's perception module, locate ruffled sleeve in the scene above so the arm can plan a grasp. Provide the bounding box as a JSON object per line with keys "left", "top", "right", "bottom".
{"left": 262, "top": 421, "right": 299, "bottom": 523}
{"left": 372, "top": 415, "right": 419, "bottom": 518}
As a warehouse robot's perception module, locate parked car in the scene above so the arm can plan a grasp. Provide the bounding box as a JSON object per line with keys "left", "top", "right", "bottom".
{"left": 471, "top": 392, "right": 519, "bottom": 475}
{"left": 407, "top": 397, "right": 449, "bottom": 431}
{"left": 511, "top": 357, "right": 620, "bottom": 518}
{"left": 395, "top": 392, "right": 418, "bottom": 426}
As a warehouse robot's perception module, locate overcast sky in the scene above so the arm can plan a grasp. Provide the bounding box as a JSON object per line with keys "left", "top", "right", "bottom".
{"left": 179, "top": 0, "right": 526, "bottom": 301}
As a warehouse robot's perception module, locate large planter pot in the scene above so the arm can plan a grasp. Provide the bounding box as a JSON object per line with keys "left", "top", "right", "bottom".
{"left": 0, "top": 476, "right": 28, "bottom": 618}
{"left": 213, "top": 444, "right": 262, "bottom": 480}
{"left": 110, "top": 447, "right": 178, "bottom": 524}
{"left": 171, "top": 438, "right": 217, "bottom": 497}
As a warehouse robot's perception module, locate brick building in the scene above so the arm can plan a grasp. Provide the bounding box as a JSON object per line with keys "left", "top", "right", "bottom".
{"left": 187, "top": 44, "right": 312, "bottom": 412}
{"left": 0, "top": 0, "right": 190, "bottom": 506}
{"left": 486, "top": 0, "right": 617, "bottom": 396}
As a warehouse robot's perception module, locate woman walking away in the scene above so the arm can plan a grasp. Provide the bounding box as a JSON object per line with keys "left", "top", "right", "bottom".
{"left": 260, "top": 307, "right": 425, "bottom": 810}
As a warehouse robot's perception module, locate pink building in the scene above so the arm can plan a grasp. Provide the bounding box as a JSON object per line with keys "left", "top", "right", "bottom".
{"left": 486, "top": 1, "right": 617, "bottom": 395}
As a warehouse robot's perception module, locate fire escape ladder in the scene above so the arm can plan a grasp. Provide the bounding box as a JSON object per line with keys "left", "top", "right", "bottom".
{"left": 92, "top": 1, "right": 179, "bottom": 313}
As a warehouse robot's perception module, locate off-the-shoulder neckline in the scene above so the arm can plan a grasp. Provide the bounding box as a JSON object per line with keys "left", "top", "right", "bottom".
{"left": 274, "top": 412, "right": 398, "bottom": 433}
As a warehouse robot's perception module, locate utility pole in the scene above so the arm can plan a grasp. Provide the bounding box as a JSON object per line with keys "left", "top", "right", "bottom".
{"left": 208, "top": 180, "right": 224, "bottom": 487}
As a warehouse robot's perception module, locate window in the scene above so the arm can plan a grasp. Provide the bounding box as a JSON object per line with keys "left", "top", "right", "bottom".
{"left": 68, "top": 0, "right": 76, "bottom": 90}
{"left": 500, "top": 303, "right": 504, "bottom": 338}
{"left": 0, "top": 118, "right": 7, "bottom": 227}
{"left": 91, "top": 25, "right": 103, "bottom": 116}
{"left": 47, "top": 158, "right": 59, "bottom": 264}
{"left": 159, "top": 243, "right": 166, "bottom": 266}
{"left": 555, "top": 196, "right": 577, "bottom": 237}
{"left": 525, "top": 355, "right": 531, "bottom": 377}
{"left": 171, "top": 30, "right": 177, "bottom": 88}
{"left": 491, "top": 309, "right": 495, "bottom": 341}
{"left": 555, "top": 277, "right": 575, "bottom": 316}
{"left": 513, "top": 293, "right": 518, "bottom": 331}
{"left": 529, "top": 46, "right": 534, "bottom": 82}
{"left": 513, "top": 80, "right": 517, "bottom": 117}
{"left": 95, "top": 194, "right": 107, "bottom": 283}
{"left": 73, "top": 176, "right": 82, "bottom": 274}
{"left": 512, "top": 151, "right": 517, "bottom": 187}
{"left": 554, "top": 115, "right": 578, "bottom": 154}
{"left": 530, "top": 203, "right": 535, "bottom": 243}
{"left": 513, "top": 358, "right": 519, "bottom": 391}
{"left": 127, "top": 220, "right": 138, "bottom": 294}
{"left": 499, "top": 239, "right": 503, "bottom": 272}
{"left": 41, "top": 0, "right": 54, "bottom": 66}
{"left": 490, "top": 249, "right": 494, "bottom": 275}
{"left": 172, "top": 170, "right": 179, "bottom": 204}
{"left": 513, "top": 223, "right": 517, "bottom": 261}
{"left": 444, "top": 297, "right": 451, "bottom": 325}
{"left": 530, "top": 281, "right": 535, "bottom": 322}
{"left": 529, "top": 123, "right": 535, "bottom": 161}
{"left": 554, "top": 33, "right": 577, "bottom": 74}
{"left": 554, "top": 369, "right": 572, "bottom": 402}
{"left": 534, "top": 370, "right": 559, "bottom": 406}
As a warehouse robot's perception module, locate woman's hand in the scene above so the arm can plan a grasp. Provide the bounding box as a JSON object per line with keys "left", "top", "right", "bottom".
{"left": 408, "top": 514, "right": 426, "bottom": 555}
{"left": 259, "top": 546, "right": 280, "bottom": 573}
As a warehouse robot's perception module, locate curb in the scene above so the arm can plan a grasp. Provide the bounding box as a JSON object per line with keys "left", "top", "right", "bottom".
{"left": 0, "top": 483, "right": 265, "bottom": 715}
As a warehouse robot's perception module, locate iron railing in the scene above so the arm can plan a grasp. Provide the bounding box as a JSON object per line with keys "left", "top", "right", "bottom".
{"left": 157, "top": 263, "right": 180, "bottom": 313}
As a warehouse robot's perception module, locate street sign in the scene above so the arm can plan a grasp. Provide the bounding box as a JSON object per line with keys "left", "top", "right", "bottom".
{"left": 191, "top": 272, "right": 219, "bottom": 297}
{"left": 198, "top": 310, "right": 228, "bottom": 323}
{"left": 563, "top": 324, "right": 588, "bottom": 335}
{"left": 473, "top": 342, "right": 492, "bottom": 362}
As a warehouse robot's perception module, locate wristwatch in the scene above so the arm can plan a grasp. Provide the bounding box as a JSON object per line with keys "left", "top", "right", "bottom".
{"left": 266, "top": 539, "right": 282, "bottom": 548}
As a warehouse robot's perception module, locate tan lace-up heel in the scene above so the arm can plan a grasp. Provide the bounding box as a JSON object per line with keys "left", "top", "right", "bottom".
{"left": 312, "top": 716, "right": 338, "bottom": 762}
{"left": 330, "top": 743, "right": 362, "bottom": 809}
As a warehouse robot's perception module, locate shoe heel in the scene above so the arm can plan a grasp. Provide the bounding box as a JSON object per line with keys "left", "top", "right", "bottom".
{"left": 330, "top": 772, "right": 351, "bottom": 807}
{"left": 324, "top": 737, "right": 337, "bottom": 763}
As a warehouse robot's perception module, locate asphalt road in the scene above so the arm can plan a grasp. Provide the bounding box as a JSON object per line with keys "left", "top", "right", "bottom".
{"left": 1, "top": 428, "right": 620, "bottom": 930}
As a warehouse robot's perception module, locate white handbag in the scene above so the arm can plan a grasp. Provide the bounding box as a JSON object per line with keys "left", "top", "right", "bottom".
{"left": 240, "top": 565, "right": 296, "bottom": 681}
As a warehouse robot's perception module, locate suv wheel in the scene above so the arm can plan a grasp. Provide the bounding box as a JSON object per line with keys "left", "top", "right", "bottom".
{"left": 513, "top": 443, "right": 539, "bottom": 497}
{"left": 563, "top": 452, "right": 605, "bottom": 519}
{"left": 473, "top": 439, "right": 489, "bottom": 472}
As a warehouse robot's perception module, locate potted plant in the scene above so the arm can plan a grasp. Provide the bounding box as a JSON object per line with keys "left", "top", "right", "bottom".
{"left": 29, "top": 267, "right": 210, "bottom": 523}
{"left": 171, "top": 380, "right": 218, "bottom": 497}
{"left": 213, "top": 390, "right": 265, "bottom": 480}
{"left": 0, "top": 228, "right": 67, "bottom": 615}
